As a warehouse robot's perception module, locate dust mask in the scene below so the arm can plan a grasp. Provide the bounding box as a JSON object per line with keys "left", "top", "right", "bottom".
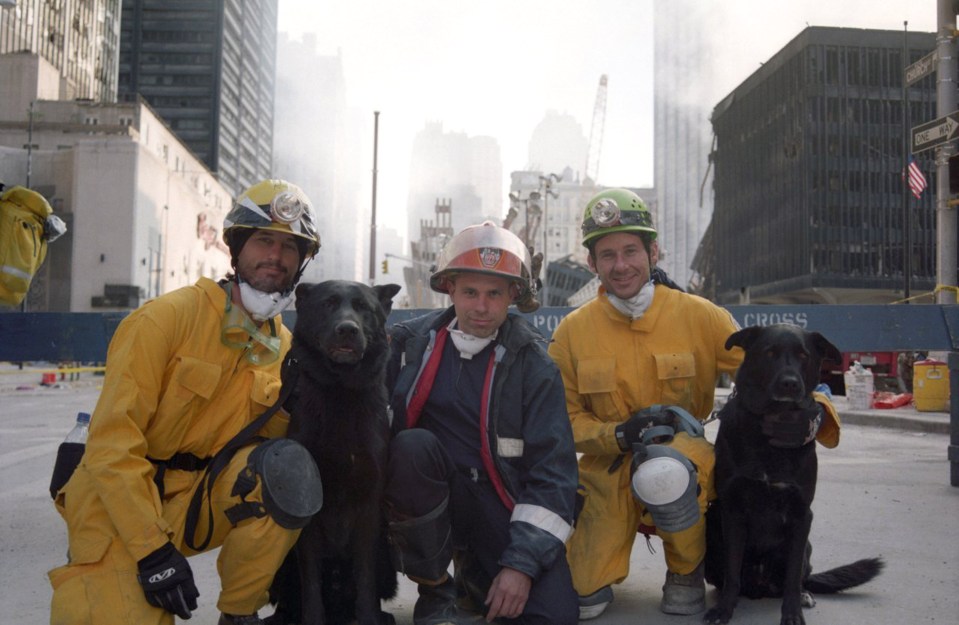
{"left": 607, "top": 280, "right": 655, "bottom": 320}
{"left": 236, "top": 279, "right": 295, "bottom": 322}
{"left": 447, "top": 318, "right": 496, "bottom": 359}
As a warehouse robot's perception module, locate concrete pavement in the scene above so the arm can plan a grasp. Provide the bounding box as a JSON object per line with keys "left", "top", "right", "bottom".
{"left": 2, "top": 368, "right": 957, "bottom": 624}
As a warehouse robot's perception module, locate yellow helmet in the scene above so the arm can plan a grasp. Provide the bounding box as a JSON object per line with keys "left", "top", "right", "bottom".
{"left": 581, "top": 188, "right": 656, "bottom": 248}
{"left": 430, "top": 221, "right": 534, "bottom": 303}
{"left": 223, "top": 179, "right": 320, "bottom": 261}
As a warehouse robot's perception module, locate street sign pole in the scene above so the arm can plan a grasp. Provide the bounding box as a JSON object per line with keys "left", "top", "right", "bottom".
{"left": 936, "top": 0, "right": 957, "bottom": 305}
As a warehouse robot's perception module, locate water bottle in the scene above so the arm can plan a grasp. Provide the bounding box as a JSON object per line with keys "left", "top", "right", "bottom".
{"left": 64, "top": 411, "right": 91, "bottom": 443}
{"left": 49, "top": 412, "right": 91, "bottom": 499}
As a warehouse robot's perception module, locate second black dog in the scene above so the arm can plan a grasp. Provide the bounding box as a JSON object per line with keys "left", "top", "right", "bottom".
{"left": 703, "top": 324, "right": 883, "bottom": 625}
{"left": 269, "top": 280, "right": 401, "bottom": 625}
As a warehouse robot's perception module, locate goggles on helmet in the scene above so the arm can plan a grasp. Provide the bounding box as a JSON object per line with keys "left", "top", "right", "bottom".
{"left": 221, "top": 286, "right": 282, "bottom": 365}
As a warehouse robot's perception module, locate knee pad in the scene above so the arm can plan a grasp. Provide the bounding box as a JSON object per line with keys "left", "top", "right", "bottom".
{"left": 630, "top": 444, "right": 700, "bottom": 533}
{"left": 388, "top": 495, "right": 452, "bottom": 582}
{"left": 228, "top": 438, "right": 323, "bottom": 529}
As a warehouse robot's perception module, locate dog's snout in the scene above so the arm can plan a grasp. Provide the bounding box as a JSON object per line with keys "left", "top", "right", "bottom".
{"left": 773, "top": 373, "right": 804, "bottom": 400}
{"left": 335, "top": 319, "right": 361, "bottom": 337}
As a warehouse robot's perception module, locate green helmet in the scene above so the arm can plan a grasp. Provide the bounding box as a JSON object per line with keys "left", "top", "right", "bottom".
{"left": 581, "top": 188, "right": 656, "bottom": 248}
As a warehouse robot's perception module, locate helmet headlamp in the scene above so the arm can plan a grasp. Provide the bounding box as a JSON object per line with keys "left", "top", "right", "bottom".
{"left": 591, "top": 198, "right": 621, "bottom": 227}
{"left": 270, "top": 191, "right": 306, "bottom": 224}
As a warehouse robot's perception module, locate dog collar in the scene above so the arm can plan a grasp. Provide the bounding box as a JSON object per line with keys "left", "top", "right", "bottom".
{"left": 761, "top": 407, "right": 822, "bottom": 448}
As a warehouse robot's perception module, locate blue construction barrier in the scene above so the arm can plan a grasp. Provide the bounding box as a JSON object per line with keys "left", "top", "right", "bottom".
{"left": 2, "top": 304, "right": 957, "bottom": 486}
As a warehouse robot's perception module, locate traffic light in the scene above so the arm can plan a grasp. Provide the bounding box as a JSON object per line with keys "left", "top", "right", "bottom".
{"left": 950, "top": 154, "right": 959, "bottom": 196}
{"left": 381, "top": 259, "right": 389, "bottom": 274}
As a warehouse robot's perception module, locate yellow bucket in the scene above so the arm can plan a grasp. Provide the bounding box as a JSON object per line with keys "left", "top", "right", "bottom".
{"left": 913, "top": 360, "right": 950, "bottom": 412}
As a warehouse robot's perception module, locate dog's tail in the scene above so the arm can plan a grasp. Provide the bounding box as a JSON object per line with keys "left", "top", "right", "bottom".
{"left": 805, "top": 557, "right": 884, "bottom": 593}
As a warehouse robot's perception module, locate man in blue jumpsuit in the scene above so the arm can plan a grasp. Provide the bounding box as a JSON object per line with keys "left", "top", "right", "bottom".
{"left": 384, "top": 222, "right": 579, "bottom": 625}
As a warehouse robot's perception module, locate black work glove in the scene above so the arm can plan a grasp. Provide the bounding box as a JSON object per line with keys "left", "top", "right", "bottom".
{"left": 614, "top": 406, "right": 674, "bottom": 452}
{"left": 136, "top": 542, "right": 199, "bottom": 619}
{"left": 761, "top": 406, "right": 822, "bottom": 448}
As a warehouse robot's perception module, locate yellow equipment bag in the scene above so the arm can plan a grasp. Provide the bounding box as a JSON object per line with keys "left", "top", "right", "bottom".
{"left": 0, "top": 186, "right": 61, "bottom": 307}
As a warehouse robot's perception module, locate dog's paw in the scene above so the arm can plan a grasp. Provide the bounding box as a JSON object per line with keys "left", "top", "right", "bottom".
{"left": 800, "top": 591, "right": 816, "bottom": 608}
{"left": 780, "top": 614, "right": 806, "bottom": 625}
{"left": 703, "top": 607, "right": 732, "bottom": 624}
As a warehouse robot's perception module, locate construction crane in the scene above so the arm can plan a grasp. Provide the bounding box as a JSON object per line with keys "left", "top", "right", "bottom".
{"left": 584, "top": 74, "right": 608, "bottom": 184}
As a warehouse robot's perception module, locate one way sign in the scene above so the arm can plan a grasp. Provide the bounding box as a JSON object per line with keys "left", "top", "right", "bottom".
{"left": 912, "top": 111, "right": 959, "bottom": 154}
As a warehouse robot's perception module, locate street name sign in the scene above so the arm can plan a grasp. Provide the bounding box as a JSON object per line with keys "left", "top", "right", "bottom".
{"left": 905, "top": 50, "right": 937, "bottom": 86}
{"left": 912, "top": 111, "right": 959, "bottom": 154}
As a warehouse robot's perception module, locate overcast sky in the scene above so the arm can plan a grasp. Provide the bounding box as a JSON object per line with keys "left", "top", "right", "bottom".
{"left": 277, "top": 0, "right": 937, "bottom": 238}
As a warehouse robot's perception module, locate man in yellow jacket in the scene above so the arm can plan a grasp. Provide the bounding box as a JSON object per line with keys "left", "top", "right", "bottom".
{"left": 547, "top": 188, "right": 840, "bottom": 620}
{"left": 49, "top": 180, "right": 323, "bottom": 625}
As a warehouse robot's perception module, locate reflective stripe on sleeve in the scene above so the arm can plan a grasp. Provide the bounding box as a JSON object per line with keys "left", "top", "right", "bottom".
{"left": 510, "top": 503, "right": 573, "bottom": 543}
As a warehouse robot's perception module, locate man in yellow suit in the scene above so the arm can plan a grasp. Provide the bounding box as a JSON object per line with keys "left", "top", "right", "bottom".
{"left": 548, "top": 188, "right": 840, "bottom": 620}
{"left": 49, "top": 180, "right": 324, "bottom": 625}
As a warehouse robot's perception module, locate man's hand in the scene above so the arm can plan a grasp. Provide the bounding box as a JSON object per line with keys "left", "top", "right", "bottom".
{"left": 136, "top": 542, "right": 199, "bottom": 619}
{"left": 484, "top": 566, "right": 531, "bottom": 622}
{"left": 614, "top": 405, "right": 673, "bottom": 451}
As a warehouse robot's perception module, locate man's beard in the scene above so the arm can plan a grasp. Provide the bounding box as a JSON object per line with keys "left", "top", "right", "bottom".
{"left": 242, "top": 262, "right": 292, "bottom": 293}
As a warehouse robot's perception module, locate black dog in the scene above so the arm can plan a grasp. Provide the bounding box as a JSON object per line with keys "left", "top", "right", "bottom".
{"left": 703, "top": 324, "right": 883, "bottom": 625}
{"left": 268, "top": 280, "right": 401, "bottom": 625}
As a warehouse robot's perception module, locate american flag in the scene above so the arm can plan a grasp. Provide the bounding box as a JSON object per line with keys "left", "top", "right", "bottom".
{"left": 907, "top": 156, "right": 927, "bottom": 199}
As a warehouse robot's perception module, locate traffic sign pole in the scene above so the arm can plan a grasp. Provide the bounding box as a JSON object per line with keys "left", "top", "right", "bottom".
{"left": 936, "top": 0, "right": 957, "bottom": 305}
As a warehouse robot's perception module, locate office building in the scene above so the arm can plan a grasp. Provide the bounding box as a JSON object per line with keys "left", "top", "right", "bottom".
{"left": 0, "top": 0, "right": 121, "bottom": 102}
{"left": 706, "top": 27, "right": 936, "bottom": 305}
{"left": 117, "top": 0, "right": 277, "bottom": 196}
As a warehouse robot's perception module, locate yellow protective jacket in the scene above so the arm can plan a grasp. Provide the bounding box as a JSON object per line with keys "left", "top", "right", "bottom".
{"left": 550, "top": 286, "right": 741, "bottom": 450}
{"left": 57, "top": 277, "right": 291, "bottom": 565}
{"left": 549, "top": 285, "right": 840, "bottom": 457}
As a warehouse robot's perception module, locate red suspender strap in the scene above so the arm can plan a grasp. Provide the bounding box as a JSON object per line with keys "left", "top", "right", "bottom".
{"left": 405, "top": 326, "right": 449, "bottom": 428}
{"left": 479, "top": 349, "right": 515, "bottom": 511}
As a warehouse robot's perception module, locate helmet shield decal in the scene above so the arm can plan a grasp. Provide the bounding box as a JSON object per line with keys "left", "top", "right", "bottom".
{"left": 479, "top": 247, "right": 502, "bottom": 268}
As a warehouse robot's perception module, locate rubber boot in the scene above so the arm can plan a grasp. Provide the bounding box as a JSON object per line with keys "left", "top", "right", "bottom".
{"left": 578, "top": 585, "right": 613, "bottom": 620}
{"left": 661, "top": 560, "right": 706, "bottom": 615}
{"left": 413, "top": 575, "right": 459, "bottom": 625}
{"left": 388, "top": 496, "right": 452, "bottom": 582}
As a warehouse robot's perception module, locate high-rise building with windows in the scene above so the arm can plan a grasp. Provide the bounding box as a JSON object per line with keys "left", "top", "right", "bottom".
{"left": 0, "top": 0, "right": 121, "bottom": 101}
{"left": 707, "top": 27, "right": 936, "bottom": 305}
{"left": 117, "top": 0, "right": 276, "bottom": 195}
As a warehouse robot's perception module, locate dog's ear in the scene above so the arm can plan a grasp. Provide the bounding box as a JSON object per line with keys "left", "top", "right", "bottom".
{"left": 374, "top": 283, "right": 402, "bottom": 317}
{"left": 725, "top": 326, "right": 763, "bottom": 352}
{"left": 809, "top": 331, "right": 842, "bottom": 364}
